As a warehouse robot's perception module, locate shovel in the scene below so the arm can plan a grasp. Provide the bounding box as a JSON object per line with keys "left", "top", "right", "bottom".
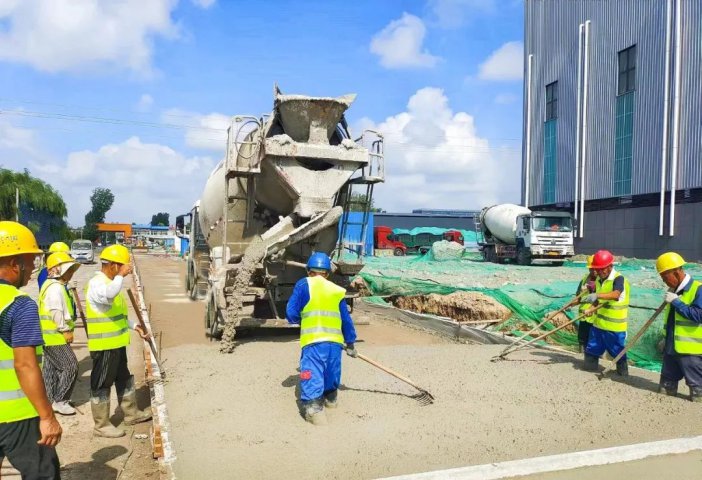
{"left": 597, "top": 302, "right": 667, "bottom": 380}
{"left": 70, "top": 287, "right": 89, "bottom": 339}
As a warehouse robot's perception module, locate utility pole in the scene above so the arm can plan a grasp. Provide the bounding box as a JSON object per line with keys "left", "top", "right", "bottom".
{"left": 15, "top": 187, "right": 19, "bottom": 222}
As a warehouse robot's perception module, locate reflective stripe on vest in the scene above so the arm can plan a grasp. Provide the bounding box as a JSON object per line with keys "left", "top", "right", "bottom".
{"left": 299, "top": 276, "right": 346, "bottom": 348}
{"left": 38, "top": 279, "right": 69, "bottom": 346}
{"left": 667, "top": 280, "right": 702, "bottom": 355}
{"left": 578, "top": 274, "right": 595, "bottom": 324}
{"left": 0, "top": 285, "right": 43, "bottom": 423}
{"left": 84, "top": 273, "right": 130, "bottom": 352}
{"left": 593, "top": 273, "right": 630, "bottom": 333}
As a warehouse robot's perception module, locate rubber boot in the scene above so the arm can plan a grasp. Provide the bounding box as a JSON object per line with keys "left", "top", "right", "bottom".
{"left": 117, "top": 376, "right": 152, "bottom": 426}
{"left": 690, "top": 387, "right": 702, "bottom": 403}
{"left": 658, "top": 380, "right": 678, "bottom": 397}
{"left": 583, "top": 354, "right": 599, "bottom": 372}
{"left": 616, "top": 359, "right": 629, "bottom": 377}
{"left": 303, "top": 399, "right": 327, "bottom": 426}
{"left": 324, "top": 390, "right": 338, "bottom": 409}
{"left": 91, "top": 394, "right": 125, "bottom": 438}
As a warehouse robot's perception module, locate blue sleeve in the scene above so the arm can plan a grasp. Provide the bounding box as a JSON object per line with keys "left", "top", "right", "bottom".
{"left": 671, "top": 287, "right": 702, "bottom": 324}
{"left": 285, "top": 279, "right": 309, "bottom": 324}
{"left": 339, "top": 299, "right": 357, "bottom": 344}
{"left": 37, "top": 268, "right": 48, "bottom": 290}
{"left": 612, "top": 276, "right": 625, "bottom": 293}
{"left": 2, "top": 297, "right": 44, "bottom": 348}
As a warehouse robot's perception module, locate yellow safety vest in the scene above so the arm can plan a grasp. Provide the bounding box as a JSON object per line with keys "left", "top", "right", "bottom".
{"left": 38, "top": 279, "right": 72, "bottom": 346}
{"left": 579, "top": 274, "right": 595, "bottom": 323}
{"left": 84, "top": 273, "right": 130, "bottom": 352}
{"left": 0, "top": 284, "right": 43, "bottom": 423}
{"left": 300, "top": 276, "right": 346, "bottom": 348}
{"left": 594, "top": 273, "right": 630, "bottom": 333}
{"left": 667, "top": 280, "right": 702, "bottom": 355}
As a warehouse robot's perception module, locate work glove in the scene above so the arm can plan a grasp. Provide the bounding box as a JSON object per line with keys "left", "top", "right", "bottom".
{"left": 584, "top": 293, "right": 598, "bottom": 304}
{"left": 664, "top": 292, "right": 679, "bottom": 304}
{"left": 345, "top": 344, "right": 358, "bottom": 358}
{"left": 69, "top": 280, "right": 78, "bottom": 289}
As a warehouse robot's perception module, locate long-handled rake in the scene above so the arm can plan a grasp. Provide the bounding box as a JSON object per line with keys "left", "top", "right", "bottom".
{"left": 598, "top": 301, "right": 667, "bottom": 380}
{"left": 349, "top": 349, "right": 434, "bottom": 405}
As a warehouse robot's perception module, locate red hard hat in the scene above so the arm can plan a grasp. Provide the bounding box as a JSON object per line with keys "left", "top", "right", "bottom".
{"left": 591, "top": 250, "right": 614, "bottom": 269}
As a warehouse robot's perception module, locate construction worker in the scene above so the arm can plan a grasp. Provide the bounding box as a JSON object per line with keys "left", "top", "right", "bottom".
{"left": 38, "top": 252, "right": 80, "bottom": 415}
{"left": 575, "top": 255, "right": 597, "bottom": 352}
{"left": 581, "top": 249, "right": 630, "bottom": 376}
{"left": 38, "top": 242, "right": 71, "bottom": 290}
{"left": 0, "top": 221, "right": 62, "bottom": 478}
{"left": 285, "top": 252, "right": 357, "bottom": 425}
{"left": 655, "top": 252, "right": 702, "bottom": 402}
{"left": 86, "top": 244, "right": 151, "bottom": 437}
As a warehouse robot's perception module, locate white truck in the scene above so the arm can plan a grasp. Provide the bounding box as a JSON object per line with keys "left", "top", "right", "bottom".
{"left": 475, "top": 204, "right": 575, "bottom": 266}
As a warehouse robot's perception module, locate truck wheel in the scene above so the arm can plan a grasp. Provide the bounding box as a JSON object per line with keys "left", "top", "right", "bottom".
{"left": 393, "top": 248, "right": 405, "bottom": 256}
{"left": 517, "top": 248, "right": 531, "bottom": 266}
{"left": 205, "top": 295, "right": 223, "bottom": 340}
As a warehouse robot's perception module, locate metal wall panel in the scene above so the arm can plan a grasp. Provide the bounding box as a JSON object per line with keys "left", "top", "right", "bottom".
{"left": 524, "top": 0, "right": 698, "bottom": 204}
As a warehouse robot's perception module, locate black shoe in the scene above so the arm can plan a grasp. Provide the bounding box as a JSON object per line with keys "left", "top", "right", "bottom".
{"left": 690, "top": 387, "right": 702, "bottom": 403}
{"left": 323, "top": 390, "right": 338, "bottom": 408}
{"left": 658, "top": 380, "right": 678, "bottom": 397}
{"left": 583, "top": 354, "right": 599, "bottom": 372}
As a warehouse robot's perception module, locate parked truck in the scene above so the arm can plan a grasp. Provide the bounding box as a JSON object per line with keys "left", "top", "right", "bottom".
{"left": 475, "top": 204, "right": 574, "bottom": 265}
{"left": 374, "top": 226, "right": 407, "bottom": 256}
{"left": 187, "top": 86, "right": 384, "bottom": 341}
{"left": 393, "top": 229, "right": 464, "bottom": 255}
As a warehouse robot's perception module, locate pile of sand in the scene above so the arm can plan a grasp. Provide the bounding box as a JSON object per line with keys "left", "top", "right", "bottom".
{"left": 427, "top": 241, "right": 465, "bottom": 261}
{"left": 392, "top": 291, "right": 511, "bottom": 322}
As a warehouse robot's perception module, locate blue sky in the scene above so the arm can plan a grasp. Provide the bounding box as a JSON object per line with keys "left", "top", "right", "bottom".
{"left": 0, "top": 0, "right": 524, "bottom": 226}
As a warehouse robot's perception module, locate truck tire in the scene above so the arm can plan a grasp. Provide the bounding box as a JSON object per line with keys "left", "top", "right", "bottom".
{"left": 205, "top": 295, "right": 223, "bottom": 340}
{"left": 393, "top": 248, "right": 405, "bottom": 256}
{"left": 517, "top": 248, "right": 531, "bottom": 266}
{"left": 484, "top": 246, "right": 496, "bottom": 263}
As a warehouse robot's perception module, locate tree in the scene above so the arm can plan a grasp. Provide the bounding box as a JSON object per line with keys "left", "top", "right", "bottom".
{"left": 348, "top": 193, "right": 383, "bottom": 213}
{"left": 0, "top": 168, "right": 67, "bottom": 221}
{"left": 151, "top": 212, "right": 170, "bottom": 226}
{"left": 83, "top": 188, "right": 115, "bottom": 241}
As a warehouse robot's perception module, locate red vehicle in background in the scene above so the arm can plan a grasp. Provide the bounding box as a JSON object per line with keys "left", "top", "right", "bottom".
{"left": 374, "top": 226, "right": 464, "bottom": 256}
{"left": 374, "top": 226, "right": 407, "bottom": 256}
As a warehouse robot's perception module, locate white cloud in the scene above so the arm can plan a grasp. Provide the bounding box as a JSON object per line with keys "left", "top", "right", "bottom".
{"left": 0, "top": 117, "right": 37, "bottom": 156}
{"left": 33, "top": 136, "right": 215, "bottom": 225}
{"left": 370, "top": 13, "right": 440, "bottom": 69}
{"left": 494, "top": 93, "right": 518, "bottom": 105}
{"left": 478, "top": 41, "right": 524, "bottom": 81}
{"left": 136, "top": 94, "right": 154, "bottom": 112}
{"left": 0, "top": 0, "right": 179, "bottom": 73}
{"left": 162, "top": 109, "right": 230, "bottom": 151}
{"left": 357, "top": 87, "right": 520, "bottom": 212}
{"left": 191, "top": 0, "right": 216, "bottom": 8}
{"left": 428, "top": 0, "right": 496, "bottom": 28}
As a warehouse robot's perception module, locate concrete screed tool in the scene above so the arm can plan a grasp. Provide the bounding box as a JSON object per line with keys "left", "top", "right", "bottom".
{"left": 127, "top": 288, "right": 166, "bottom": 378}
{"left": 598, "top": 301, "right": 667, "bottom": 380}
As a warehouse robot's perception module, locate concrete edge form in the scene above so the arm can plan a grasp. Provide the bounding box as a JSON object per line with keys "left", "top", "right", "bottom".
{"left": 131, "top": 254, "right": 177, "bottom": 479}
{"left": 378, "top": 435, "right": 702, "bottom": 480}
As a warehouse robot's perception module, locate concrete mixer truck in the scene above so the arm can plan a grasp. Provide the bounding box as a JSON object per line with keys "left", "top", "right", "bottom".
{"left": 475, "top": 204, "right": 574, "bottom": 266}
{"left": 184, "top": 86, "right": 384, "bottom": 349}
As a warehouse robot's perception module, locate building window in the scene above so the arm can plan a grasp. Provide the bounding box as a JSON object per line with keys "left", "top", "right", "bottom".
{"left": 545, "top": 82, "right": 558, "bottom": 120}
{"left": 614, "top": 92, "right": 634, "bottom": 196}
{"left": 543, "top": 119, "right": 557, "bottom": 203}
{"left": 618, "top": 45, "right": 636, "bottom": 95}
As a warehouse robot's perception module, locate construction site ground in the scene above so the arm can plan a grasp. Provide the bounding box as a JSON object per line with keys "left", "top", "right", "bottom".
{"left": 134, "top": 254, "right": 702, "bottom": 480}
{"left": 2, "top": 261, "right": 158, "bottom": 480}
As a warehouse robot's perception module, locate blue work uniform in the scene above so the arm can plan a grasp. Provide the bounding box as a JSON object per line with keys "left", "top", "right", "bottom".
{"left": 585, "top": 274, "right": 628, "bottom": 361}
{"left": 286, "top": 276, "right": 357, "bottom": 402}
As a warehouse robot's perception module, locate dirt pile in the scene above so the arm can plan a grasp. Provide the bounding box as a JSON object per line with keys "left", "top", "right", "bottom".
{"left": 393, "top": 291, "right": 511, "bottom": 322}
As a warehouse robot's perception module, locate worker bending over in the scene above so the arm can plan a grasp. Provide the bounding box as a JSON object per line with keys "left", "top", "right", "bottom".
{"left": 286, "top": 252, "right": 357, "bottom": 426}
{"left": 575, "top": 255, "right": 597, "bottom": 352}
{"left": 38, "top": 252, "right": 80, "bottom": 416}
{"left": 656, "top": 252, "right": 702, "bottom": 402}
{"left": 0, "top": 222, "right": 62, "bottom": 478}
{"left": 580, "top": 250, "right": 630, "bottom": 376}
{"left": 86, "top": 245, "right": 151, "bottom": 438}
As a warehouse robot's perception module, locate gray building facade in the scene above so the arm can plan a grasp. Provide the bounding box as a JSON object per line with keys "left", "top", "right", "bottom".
{"left": 523, "top": 0, "right": 702, "bottom": 260}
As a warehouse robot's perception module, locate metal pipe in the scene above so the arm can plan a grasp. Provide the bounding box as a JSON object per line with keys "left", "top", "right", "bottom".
{"left": 574, "top": 24, "right": 584, "bottom": 226}
{"left": 659, "top": 0, "right": 673, "bottom": 236}
{"left": 579, "top": 21, "right": 591, "bottom": 238}
{"left": 669, "top": 0, "right": 683, "bottom": 237}
{"left": 524, "top": 54, "right": 534, "bottom": 207}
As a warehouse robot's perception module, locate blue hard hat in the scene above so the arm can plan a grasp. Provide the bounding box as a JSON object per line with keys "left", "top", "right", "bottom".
{"left": 307, "top": 252, "right": 331, "bottom": 271}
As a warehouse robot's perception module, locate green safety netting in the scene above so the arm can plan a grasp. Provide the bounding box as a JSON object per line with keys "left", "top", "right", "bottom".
{"left": 356, "top": 255, "right": 702, "bottom": 372}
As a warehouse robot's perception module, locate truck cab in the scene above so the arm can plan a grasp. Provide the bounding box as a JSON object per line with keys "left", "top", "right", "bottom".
{"left": 443, "top": 230, "right": 464, "bottom": 245}
{"left": 374, "top": 226, "right": 407, "bottom": 256}
{"left": 515, "top": 211, "right": 575, "bottom": 265}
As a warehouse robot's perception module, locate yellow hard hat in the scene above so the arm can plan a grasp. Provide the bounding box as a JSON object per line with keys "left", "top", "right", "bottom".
{"left": 46, "top": 251, "right": 76, "bottom": 270}
{"left": 656, "top": 252, "right": 685, "bottom": 274}
{"left": 586, "top": 255, "right": 595, "bottom": 269}
{"left": 0, "top": 221, "right": 43, "bottom": 258}
{"left": 100, "top": 244, "right": 130, "bottom": 265}
{"left": 49, "top": 242, "right": 70, "bottom": 253}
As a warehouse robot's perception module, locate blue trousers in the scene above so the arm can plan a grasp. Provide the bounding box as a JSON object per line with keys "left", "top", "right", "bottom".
{"left": 299, "top": 342, "right": 342, "bottom": 402}
{"left": 585, "top": 326, "right": 627, "bottom": 361}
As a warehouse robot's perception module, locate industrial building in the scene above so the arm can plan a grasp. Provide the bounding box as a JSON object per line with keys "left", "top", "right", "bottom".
{"left": 522, "top": 0, "right": 702, "bottom": 260}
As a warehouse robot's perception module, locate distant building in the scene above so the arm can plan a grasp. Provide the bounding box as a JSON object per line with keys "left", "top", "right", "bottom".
{"left": 375, "top": 211, "right": 477, "bottom": 231}
{"left": 523, "top": 1, "right": 702, "bottom": 260}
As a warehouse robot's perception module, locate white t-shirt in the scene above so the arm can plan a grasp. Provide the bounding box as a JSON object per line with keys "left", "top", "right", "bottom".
{"left": 43, "top": 281, "right": 73, "bottom": 332}
{"left": 86, "top": 272, "right": 136, "bottom": 329}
